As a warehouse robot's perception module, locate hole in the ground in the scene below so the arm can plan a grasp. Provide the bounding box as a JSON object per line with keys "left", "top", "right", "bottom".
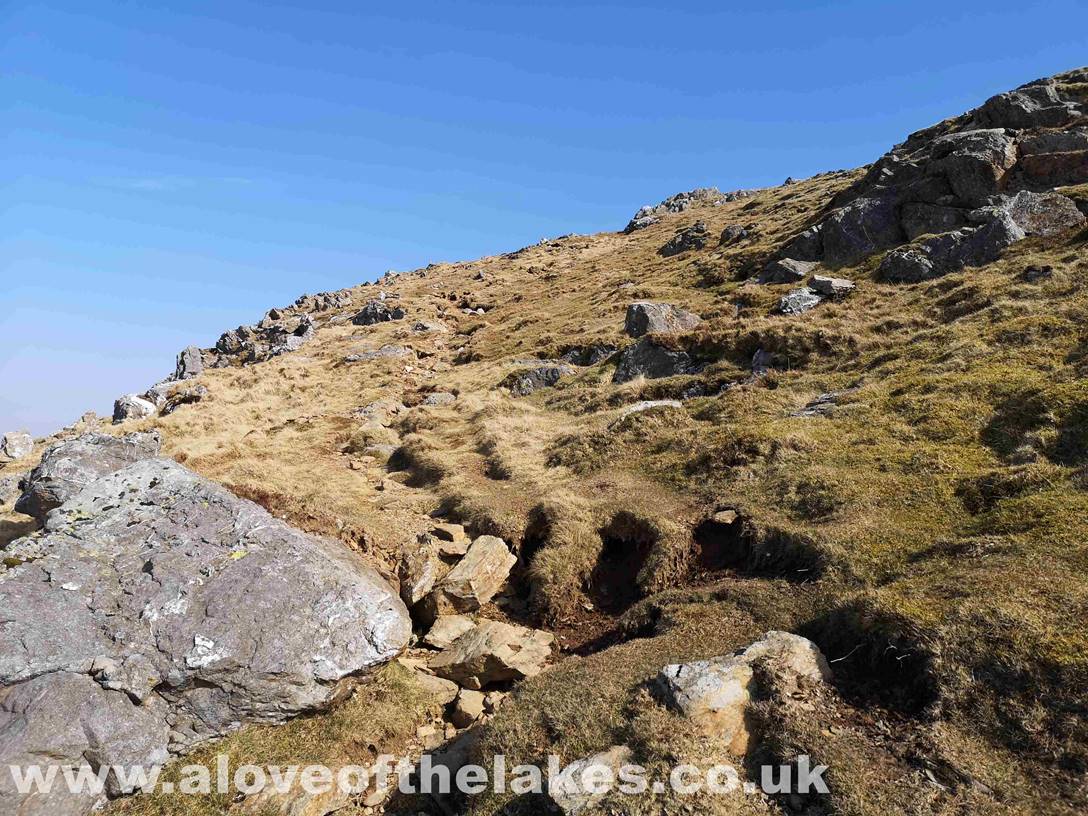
{"left": 587, "top": 512, "right": 656, "bottom": 614}
{"left": 693, "top": 508, "right": 745, "bottom": 570}
{"left": 514, "top": 510, "right": 550, "bottom": 599}
{"left": 802, "top": 602, "right": 938, "bottom": 717}
{"left": 692, "top": 511, "right": 823, "bottom": 582}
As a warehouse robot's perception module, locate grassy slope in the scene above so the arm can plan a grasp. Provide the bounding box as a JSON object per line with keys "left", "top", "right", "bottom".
{"left": 3, "top": 169, "right": 1086, "bottom": 815}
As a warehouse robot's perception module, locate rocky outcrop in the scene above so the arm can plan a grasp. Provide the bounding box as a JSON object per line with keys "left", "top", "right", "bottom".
{"left": 501, "top": 364, "right": 575, "bottom": 396}
{"left": 429, "top": 620, "right": 554, "bottom": 689}
{"left": 775, "top": 68, "right": 1088, "bottom": 276}
{"left": 219, "top": 313, "right": 316, "bottom": 364}
{"left": 352, "top": 299, "right": 406, "bottom": 325}
{"left": 112, "top": 393, "right": 157, "bottom": 423}
{"left": 174, "top": 345, "right": 205, "bottom": 380}
{"left": 656, "top": 631, "right": 830, "bottom": 754}
{"left": 623, "top": 187, "right": 754, "bottom": 232}
{"left": 14, "top": 431, "right": 161, "bottom": 521}
{"left": 659, "top": 221, "right": 709, "bottom": 256}
{"left": 0, "top": 431, "right": 33, "bottom": 462}
{"left": 0, "top": 457, "right": 409, "bottom": 814}
{"left": 624, "top": 302, "right": 702, "bottom": 337}
{"left": 613, "top": 338, "right": 692, "bottom": 383}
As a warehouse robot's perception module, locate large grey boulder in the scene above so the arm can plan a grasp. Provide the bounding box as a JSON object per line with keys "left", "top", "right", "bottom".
{"left": 612, "top": 338, "right": 692, "bottom": 384}
{"left": 0, "top": 458, "right": 409, "bottom": 814}
{"left": 0, "top": 475, "right": 21, "bottom": 505}
{"left": 1, "top": 431, "right": 33, "bottom": 462}
{"left": 0, "top": 673, "right": 171, "bottom": 811}
{"left": 808, "top": 275, "right": 856, "bottom": 298}
{"left": 112, "top": 393, "right": 157, "bottom": 424}
{"left": 14, "top": 431, "right": 161, "bottom": 522}
{"left": 819, "top": 195, "right": 903, "bottom": 267}
{"left": 174, "top": 345, "right": 205, "bottom": 380}
{"left": 624, "top": 302, "right": 702, "bottom": 337}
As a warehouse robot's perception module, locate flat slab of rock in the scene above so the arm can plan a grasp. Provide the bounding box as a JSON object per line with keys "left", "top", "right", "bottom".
{"left": 430, "top": 620, "right": 554, "bottom": 689}
{"left": 0, "top": 458, "right": 410, "bottom": 814}
{"left": 624, "top": 302, "right": 702, "bottom": 338}
{"left": 759, "top": 258, "right": 817, "bottom": 284}
{"left": 14, "top": 431, "right": 161, "bottom": 522}
{"left": 1, "top": 431, "right": 33, "bottom": 462}
{"left": 424, "top": 615, "right": 477, "bottom": 650}
{"left": 657, "top": 631, "right": 830, "bottom": 754}
{"left": 808, "top": 275, "right": 855, "bottom": 297}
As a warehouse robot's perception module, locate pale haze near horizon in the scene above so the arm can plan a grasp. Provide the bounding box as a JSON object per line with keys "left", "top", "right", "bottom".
{"left": 3, "top": 0, "right": 1087, "bottom": 436}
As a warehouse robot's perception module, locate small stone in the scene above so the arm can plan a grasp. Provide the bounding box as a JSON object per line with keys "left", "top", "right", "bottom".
{"left": 450, "top": 689, "right": 486, "bottom": 728}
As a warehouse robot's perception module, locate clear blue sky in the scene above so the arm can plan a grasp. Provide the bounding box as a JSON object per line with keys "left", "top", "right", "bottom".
{"left": 3, "top": 1, "right": 1086, "bottom": 436}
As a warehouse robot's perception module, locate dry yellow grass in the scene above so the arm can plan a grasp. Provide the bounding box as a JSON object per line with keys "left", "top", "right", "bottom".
{"left": 3, "top": 166, "right": 1084, "bottom": 814}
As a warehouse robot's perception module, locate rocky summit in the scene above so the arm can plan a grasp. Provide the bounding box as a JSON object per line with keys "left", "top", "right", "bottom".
{"left": 1, "top": 67, "right": 1087, "bottom": 816}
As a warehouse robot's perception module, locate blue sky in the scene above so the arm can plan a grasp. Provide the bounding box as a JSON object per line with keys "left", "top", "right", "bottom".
{"left": 3, "top": 1, "right": 1086, "bottom": 436}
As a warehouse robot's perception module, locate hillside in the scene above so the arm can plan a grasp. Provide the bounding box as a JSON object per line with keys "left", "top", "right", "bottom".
{"left": 1, "top": 67, "right": 1087, "bottom": 816}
